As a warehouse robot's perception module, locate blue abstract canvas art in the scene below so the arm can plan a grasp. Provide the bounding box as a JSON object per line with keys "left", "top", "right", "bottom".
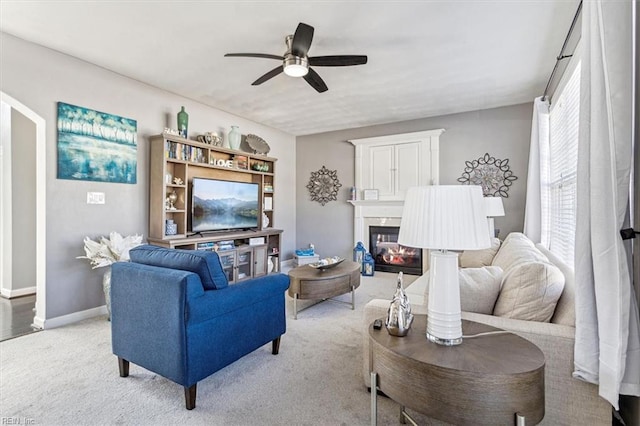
{"left": 57, "top": 102, "right": 137, "bottom": 183}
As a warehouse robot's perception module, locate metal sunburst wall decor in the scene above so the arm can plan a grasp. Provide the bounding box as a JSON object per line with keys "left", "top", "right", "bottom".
{"left": 307, "top": 165, "right": 342, "bottom": 206}
{"left": 457, "top": 153, "right": 518, "bottom": 197}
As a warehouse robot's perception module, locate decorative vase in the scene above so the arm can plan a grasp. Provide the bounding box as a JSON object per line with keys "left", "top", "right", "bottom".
{"left": 267, "top": 256, "right": 274, "bottom": 273}
{"left": 103, "top": 266, "right": 112, "bottom": 321}
{"left": 228, "top": 125, "right": 241, "bottom": 150}
{"left": 177, "top": 106, "right": 189, "bottom": 138}
{"left": 262, "top": 212, "right": 270, "bottom": 229}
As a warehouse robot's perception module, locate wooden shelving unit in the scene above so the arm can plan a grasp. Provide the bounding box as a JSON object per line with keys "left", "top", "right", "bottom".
{"left": 148, "top": 132, "right": 282, "bottom": 277}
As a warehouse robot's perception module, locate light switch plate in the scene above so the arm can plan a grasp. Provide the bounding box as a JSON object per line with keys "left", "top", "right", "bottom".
{"left": 87, "top": 192, "right": 105, "bottom": 204}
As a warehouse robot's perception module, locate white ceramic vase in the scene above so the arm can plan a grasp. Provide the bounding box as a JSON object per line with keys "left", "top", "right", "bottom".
{"left": 228, "top": 126, "right": 241, "bottom": 150}
{"left": 103, "top": 266, "right": 112, "bottom": 321}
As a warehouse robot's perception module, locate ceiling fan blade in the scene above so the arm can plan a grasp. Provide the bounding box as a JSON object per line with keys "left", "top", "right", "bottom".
{"left": 252, "top": 66, "right": 284, "bottom": 85}
{"left": 303, "top": 68, "right": 328, "bottom": 93}
{"left": 309, "top": 55, "right": 368, "bottom": 67}
{"left": 291, "top": 22, "right": 314, "bottom": 56}
{"left": 225, "top": 53, "right": 283, "bottom": 60}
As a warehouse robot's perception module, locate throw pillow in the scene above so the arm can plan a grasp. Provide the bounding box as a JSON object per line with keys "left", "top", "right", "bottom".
{"left": 493, "top": 261, "right": 565, "bottom": 322}
{"left": 423, "top": 266, "right": 503, "bottom": 314}
{"left": 130, "top": 245, "right": 229, "bottom": 290}
{"left": 458, "top": 266, "right": 503, "bottom": 314}
{"left": 460, "top": 238, "right": 501, "bottom": 268}
{"left": 491, "top": 233, "right": 548, "bottom": 272}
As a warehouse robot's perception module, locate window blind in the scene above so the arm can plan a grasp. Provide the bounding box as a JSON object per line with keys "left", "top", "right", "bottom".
{"left": 546, "top": 63, "right": 581, "bottom": 267}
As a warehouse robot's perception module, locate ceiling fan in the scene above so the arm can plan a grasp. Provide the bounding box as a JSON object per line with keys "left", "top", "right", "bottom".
{"left": 224, "top": 22, "right": 367, "bottom": 93}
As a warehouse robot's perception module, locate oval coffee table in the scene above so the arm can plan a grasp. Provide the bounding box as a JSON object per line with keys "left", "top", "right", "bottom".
{"left": 287, "top": 260, "right": 361, "bottom": 319}
{"left": 369, "top": 315, "right": 545, "bottom": 425}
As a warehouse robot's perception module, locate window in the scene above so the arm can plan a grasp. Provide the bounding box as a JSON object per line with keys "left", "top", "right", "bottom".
{"left": 543, "top": 62, "right": 581, "bottom": 267}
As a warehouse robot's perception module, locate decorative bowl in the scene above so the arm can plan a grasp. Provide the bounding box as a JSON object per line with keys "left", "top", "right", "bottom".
{"left": 197, "top": 132, "right": 222, "bottom": 146}
{"left": 308, "top": 256, "right": 345, "bottom": 271}
{"left": 246, "top": 134, "right": 271, "bottom": 155}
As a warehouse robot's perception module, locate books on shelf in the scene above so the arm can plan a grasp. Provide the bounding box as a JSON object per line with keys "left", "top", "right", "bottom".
{"left": 196, "top": 240, "right": 235, "bottom": 252}
{"left": 196, "top": 242, "right": 215, "bottom": 251}
{"left": 166, "top": 141, "right": 207, "bottom": 163}
{"left": 216, "top": 240, "right": 235, "bottom": 251}
{"left": 234, "top": 155, "right": 248, "bottom": 170}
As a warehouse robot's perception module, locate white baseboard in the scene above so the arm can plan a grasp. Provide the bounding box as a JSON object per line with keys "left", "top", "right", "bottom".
{"left": 280, "top": 258, "right": 295, "bottom": 273}
{"left": 39, "top": 305, "right": 108, "bottom": 329}
{"left": 0, "top": 286, "right": 36, "bottom": 299}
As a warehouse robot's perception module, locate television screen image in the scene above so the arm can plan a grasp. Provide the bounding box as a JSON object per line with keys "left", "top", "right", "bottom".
{"left": 191, "top": 178, "right": 259, "bottom": 232}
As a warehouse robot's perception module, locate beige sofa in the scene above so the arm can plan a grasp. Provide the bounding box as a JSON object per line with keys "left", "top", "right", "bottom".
{"left": 362, "top": 233, "right": 612, "bottom": 425}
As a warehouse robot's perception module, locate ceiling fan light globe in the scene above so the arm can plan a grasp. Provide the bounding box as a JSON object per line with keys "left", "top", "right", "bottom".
{"left": 283, "top": 55, "right": 309, "bottom": 77}
{"left": 284, "top": 64, "right": 308, "bottom": 77}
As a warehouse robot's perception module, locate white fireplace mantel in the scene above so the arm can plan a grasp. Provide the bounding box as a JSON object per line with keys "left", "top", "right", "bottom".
{"left": 349, "top": 129, "right": 442, "bottom": 246}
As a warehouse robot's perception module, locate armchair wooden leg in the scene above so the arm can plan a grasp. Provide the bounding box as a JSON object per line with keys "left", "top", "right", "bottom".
{"left": 185, "top": 384, "right": 197, "bottom": 410}
{"left": 118, "top": 357, "right": 129, "bottom": 377}
{"left": 272, "top": 336, "right": 281, "bottom": 355}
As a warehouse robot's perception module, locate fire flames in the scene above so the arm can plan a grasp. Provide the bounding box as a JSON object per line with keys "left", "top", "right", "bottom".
{"left": 380, "top": 245, "right": 419, "bottom": 265}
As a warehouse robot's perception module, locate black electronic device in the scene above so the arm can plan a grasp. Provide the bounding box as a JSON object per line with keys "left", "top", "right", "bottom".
{"left": 373, "top": 319, "right": 382, "bottom": 330}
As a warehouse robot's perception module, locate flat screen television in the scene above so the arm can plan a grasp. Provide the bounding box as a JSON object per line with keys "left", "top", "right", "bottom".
{"left": 191, "top": 177, "right": 259, "bottom": 233}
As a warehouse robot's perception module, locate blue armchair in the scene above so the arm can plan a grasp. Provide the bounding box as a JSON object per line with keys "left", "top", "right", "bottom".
{"left": 110, "top": 245, "right": 290, "bottom": 409}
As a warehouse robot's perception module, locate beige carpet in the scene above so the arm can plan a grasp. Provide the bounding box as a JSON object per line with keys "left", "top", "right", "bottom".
{"left": 0, "top": 272, "right": 435, "bottom": 426}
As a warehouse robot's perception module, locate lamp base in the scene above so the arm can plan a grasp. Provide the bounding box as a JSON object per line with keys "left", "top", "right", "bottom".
{"left": 426, "top": 251, "right": 463, "bottom": 346}
{"left": 426, "top": 331, "right": 462, "bottom": 346}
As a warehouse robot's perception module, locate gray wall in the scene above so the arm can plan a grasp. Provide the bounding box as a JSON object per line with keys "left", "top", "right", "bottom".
{"left": 11, "top": 109, "right": 37, "bottom": 291}
{"left": 0, "top": 33, "right": 296, "bottom": 320}
{"left": 296, "top": 103, "right": 533, "bottom": 259}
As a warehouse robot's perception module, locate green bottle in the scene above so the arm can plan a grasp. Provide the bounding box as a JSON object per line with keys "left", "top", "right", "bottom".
{"left": 177, "top": 106, "right": 189, "bottom": 138}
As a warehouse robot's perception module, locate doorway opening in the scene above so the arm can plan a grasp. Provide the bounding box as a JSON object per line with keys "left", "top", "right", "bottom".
{"left": 0, "top": 91, "right": 47, "bottom": 330}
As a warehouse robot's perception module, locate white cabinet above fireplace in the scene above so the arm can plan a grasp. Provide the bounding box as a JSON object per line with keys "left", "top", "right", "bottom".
{"left": 349, "top": 129, "right": 443, "bottom": 201}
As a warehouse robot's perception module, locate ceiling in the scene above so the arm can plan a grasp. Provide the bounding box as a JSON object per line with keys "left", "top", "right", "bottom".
{"left": 0, "top": 1, "right": 578, "bottom": 136}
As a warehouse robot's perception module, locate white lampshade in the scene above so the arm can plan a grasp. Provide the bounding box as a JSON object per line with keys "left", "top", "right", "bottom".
{"left": 398, "top": 185, "right": 491, "bottom": 251}
{"left": 484, "top": 196, "right": 505, "bottom": 217}
{"left": 398, "top": 185, "right": 490, "bottom": 346}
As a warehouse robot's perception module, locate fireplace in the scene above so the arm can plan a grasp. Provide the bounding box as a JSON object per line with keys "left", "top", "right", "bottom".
{"left": 369, "top": 226, "right": 423, "bottom": 275}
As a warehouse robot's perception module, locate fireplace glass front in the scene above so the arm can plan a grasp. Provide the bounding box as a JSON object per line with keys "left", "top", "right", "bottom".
{"left": 369, "top": 226, "right": 422, "bottom": 275}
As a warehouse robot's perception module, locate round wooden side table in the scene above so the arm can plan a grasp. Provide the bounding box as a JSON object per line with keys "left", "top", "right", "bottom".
{"left": 369, "top": 315, "right": 545, "bottom": 425}
{"left": 287, "top": 260, "right": 361, "bottom": 319}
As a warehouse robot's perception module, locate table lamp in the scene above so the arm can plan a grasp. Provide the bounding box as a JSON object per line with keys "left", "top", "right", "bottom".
{"left": 398, "top": 185, "right": 490, "bottom": 345}
{"left": 484, "top": 196, "right": 505, "bottom": 238}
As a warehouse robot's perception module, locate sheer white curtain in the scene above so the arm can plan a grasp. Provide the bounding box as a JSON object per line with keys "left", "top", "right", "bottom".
{"left": 573, "top": 0, "right": 640, "bottom": 410}
{"left": 523, "top": 97, "right": 550, "bottom": 244}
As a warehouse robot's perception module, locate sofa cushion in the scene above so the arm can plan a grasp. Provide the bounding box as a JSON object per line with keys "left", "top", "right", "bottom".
{"left": 493, "top": 261, "right": 565, "bottom": 322}
{"left": 130, "top": 245, "right": 228, "bottom": 290}
{"left": 421, "top": 266, "right": 503, "bottom": 314}
{"left": 491, "top": 232, "right": 548, "bottom": 272}
{"left": 536, "top": 244, "right": 575, "bottom": 326}
{"left": 460, "top": 237, "right": 501, "bottom": 268}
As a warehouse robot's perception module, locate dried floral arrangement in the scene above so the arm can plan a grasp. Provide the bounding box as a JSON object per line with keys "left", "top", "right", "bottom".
{"left": 78, "top": 232, "right": 144, "bottom": 269}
